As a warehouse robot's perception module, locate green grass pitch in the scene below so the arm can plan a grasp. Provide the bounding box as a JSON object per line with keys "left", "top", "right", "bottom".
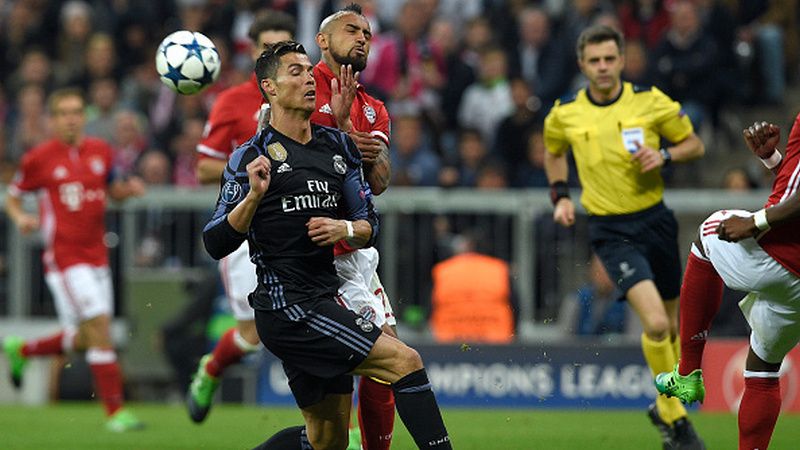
{"left": 1, "top": 402, "right": 799, "bottom": 449}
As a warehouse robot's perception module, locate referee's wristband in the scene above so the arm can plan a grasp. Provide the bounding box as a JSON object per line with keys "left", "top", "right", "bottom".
{"left": 549, "top": 181, "right": 570, "bottom": 206}
{"left": 761, "top": 149, "right": 782, "bottom": 169}
{"left": 753, "top": 209, "right": 770, "bottom": 231}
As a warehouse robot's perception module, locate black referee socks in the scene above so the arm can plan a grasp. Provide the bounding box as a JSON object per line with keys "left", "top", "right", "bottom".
{"left": 252, "top": 425, "right": 310, "bottom": 450}
{"left": 393, "top": 368, "right": 452, "bottom": 449}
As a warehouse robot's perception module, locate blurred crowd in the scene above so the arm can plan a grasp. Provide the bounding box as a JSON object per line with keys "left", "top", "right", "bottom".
{"left": 1, "top": 0, "right": 797, "bottom": 191}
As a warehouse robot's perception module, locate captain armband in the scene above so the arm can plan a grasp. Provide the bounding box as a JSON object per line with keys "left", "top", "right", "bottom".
{"left": 760, "top": 149, "right": 782, "bottom": 169}
{"left": 549, "top": 181, "right": 570, "bottom": 206}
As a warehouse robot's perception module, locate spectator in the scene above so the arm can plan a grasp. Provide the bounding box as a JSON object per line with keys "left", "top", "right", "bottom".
{"left": 429, "top": 18, "right": 476, "bottom": 137}
{"left": 439, "top": 128, "right": 488, "bottom": 188}
{"left": 621, "top": 39, "right": 651, "bottom": 85}
{"left": 617, "top": 0, "right": 670, "bottom": 50}
{"left": 390, "top": 115, "right": 441, "bottom": 187}
{"left": 137, "top": 150, "right": 172, "bottom": 186}
{"left": 732, "top": 0, "right": 797, "bottom": 105}
{"left": 475, "top": 160, "right": 509, "bottom": 190}
{"left": 111, "top": 109, "right": 148, "bottom": 176}
{"left": 650, "top": 0, "right": 719, "bottom": 130}
{"left": 170, "top": 117, "right": 203, "bottom": 188}
{"left": 494, "top": 77, "right": 543, "bottom": 169}
{"left": 85, "top": 78, "right": 121, "bottom": 142}
{"left": 430, "top": 229, "right": 515, "bottom": 344}
{"left": 509, "top": 6, "right": 573, "bottom": 109}
{"left": 6, "top": 48, "right": 52, "bottom": 100}
{"left": 55, "top": 1, "right": 94, "bottom": 86}
{"left": 722, "top": 166, "right": 759, "bottom": 192}
{"left": 513, "top": 127, "right": 549, "bottom": 188}
{"left": 6, "top": 83, "right": 48, "bottom": 163}
{"left": 560, "top": 254, "right": 626, "bottom": 335}
{"left": 457, "top": 46, "right": 513, "bottom": 146}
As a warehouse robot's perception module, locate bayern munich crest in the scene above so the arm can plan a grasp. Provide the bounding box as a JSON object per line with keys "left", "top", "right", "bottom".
{"left": 363, "top": 105, "right": 376, "bottom": 124}
{"left": 333, "top": 155, "right": 346, "bottom": 174}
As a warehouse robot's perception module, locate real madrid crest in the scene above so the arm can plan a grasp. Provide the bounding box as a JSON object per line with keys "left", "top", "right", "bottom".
{"left": 363, "top": 105, "right": 376, "bottom": 124}
{"left": 267, "top": 142, "right": 288, "bottom": 162}
{"left": 333, "top": 155, "right": 346, "bottom": 174}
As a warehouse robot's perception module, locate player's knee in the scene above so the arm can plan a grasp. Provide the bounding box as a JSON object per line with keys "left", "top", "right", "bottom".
{"left": 396, "top": 345, "right": 424, "bottom": 374}
{"left": 644, "top": 318, "right": 670, "bottom": 341}
{"left": 306, "top": 429, "right": 348, "bottom": 450}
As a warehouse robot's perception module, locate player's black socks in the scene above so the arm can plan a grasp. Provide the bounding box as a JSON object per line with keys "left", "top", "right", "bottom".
{"left": 392, "top": 368, "right": 452, "bottom": 448}
{"left": 251, "top": 425, "right": 310, "bottom": 450}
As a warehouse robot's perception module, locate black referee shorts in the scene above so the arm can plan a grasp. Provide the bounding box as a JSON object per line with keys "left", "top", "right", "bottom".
{"left": 588, "top": 202, "right": 682, "bottom": 301}
{"left": 254, "top": 296, "right": 382, "bottom": 408}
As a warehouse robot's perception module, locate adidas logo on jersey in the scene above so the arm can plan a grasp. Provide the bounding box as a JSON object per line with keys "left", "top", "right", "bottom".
{"left": 276, "top": 163, "right": 292, "bottom": 173}
{"left": 319, "top": 103, "right": 332, "bottom": 115}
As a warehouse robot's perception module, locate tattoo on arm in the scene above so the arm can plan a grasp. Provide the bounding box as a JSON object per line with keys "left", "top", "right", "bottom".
{"left": 366, "top": 142, "right": 391, "bottom": 195}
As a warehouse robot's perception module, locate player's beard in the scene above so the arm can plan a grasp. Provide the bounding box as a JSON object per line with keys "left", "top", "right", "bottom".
{"left": 331, "top": 47, "right": 367, "bottom": 72}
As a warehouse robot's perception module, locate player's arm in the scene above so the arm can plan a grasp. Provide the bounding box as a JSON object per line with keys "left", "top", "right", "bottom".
{"left": 742, "top": 121, "right": 783, "bottom": 175}
{"left": 307, "top": 167, "right": 377, "bottom": 248}
{"left": 351, "top": 134, "right": 390, "bottom": 195}
{"left": 196, "top": 158, "right": 228, "bottom": 184}
{"left": 203, "top": 148, "right": 267, "bottom": 259}
{"left": 717, "top": 190, "right": 800, "bottom": 242}
{"left": 5, "top": 194, "right": 39, "bottom": 235}
{"left": 108, "top": 176, "right": 146, "bottom": 201}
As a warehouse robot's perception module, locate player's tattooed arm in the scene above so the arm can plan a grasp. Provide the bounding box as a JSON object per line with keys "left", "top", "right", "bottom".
{"left": 364, "top": 139, "right": 391, "bottom": 195}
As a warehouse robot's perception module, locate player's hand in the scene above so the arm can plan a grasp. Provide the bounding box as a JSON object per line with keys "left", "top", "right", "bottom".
{"left": 331, "top": 64, "right": 358, "bottom": 132}
{"left": 716, "top": 215, "right": 759, "bottom": 242}
{"left": 349, "top": 131, "right": 382, "bottom": 164}
{"left": 743, "top": 121, "right": 780, "bottom": 159}
{"left": 631, "top": 142, "right": 663, "bottom": 173}
{"left": 306, "top": 217, "right": 346, "bottom": 246}
{"left": 126, "top": 176, "right": 146, "bottom": 197}
{"left": 246, "top": 155, "right": 271, "bottom": 198}
{"left": 553, "top": 198, "right": 576, "bottom": 227}
{"left": 14, "top": 213, "right": 40, "bottom": 235}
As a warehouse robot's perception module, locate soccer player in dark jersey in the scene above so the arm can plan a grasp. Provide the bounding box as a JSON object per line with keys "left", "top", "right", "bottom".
{"left": 203, "top": 41, "right": 451, "bottom": 450}
{"left": 188, "top": 10, "right": 296, "bottom": 425}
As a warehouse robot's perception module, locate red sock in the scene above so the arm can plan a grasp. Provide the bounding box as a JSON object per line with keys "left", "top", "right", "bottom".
{"left": 206, "top": 328, "right": 245, "bottom": 378}
{"left": 358, "top": 377, "right": 395, "bottom": 450}
{"left": 738, "top": 376, "right": 781, "bottom": 450}
{"left": 22, "top": 332, "right": 66, "bottom": 356}
{"left": 87, "top": 348, "right": 124, "bottom": 416}
{"left": 678, "top": 252, "right": 724, "bottom": 375}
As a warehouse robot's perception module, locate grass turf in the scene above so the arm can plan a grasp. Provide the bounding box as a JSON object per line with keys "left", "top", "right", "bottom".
{"left": 1, "top": 402, "right": 799, "bottom": 449}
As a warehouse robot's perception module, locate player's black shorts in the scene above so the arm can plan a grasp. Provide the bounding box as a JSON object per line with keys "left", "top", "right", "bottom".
{"left": 254, "top": 296, "right": 382, "bottom": 408}
{"left": 588, "top": 202, "right": 682, "bottom": 301}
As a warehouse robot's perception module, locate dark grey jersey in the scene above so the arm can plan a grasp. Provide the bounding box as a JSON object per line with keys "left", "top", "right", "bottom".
{"left": 203, "top": 124, "right": 379, "bottom": 310}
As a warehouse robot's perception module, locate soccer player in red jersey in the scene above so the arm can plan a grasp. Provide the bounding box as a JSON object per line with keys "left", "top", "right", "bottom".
{"left": 3, "top": 88, "right": 146, "bottom": 432}
{"left": 311, "top": 5, "right": 396, "bottom": 449}
{"left": 656, "top": 118, "right": 800, "bottom": 449}
{"left": 187, "top": 11, "right": 297, "bottom": 423}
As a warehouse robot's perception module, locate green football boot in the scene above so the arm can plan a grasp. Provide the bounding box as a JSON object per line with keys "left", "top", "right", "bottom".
{"left": 655, "top": 364, "right": 706, "bottom": 405}
{"left": 187, "top": 354, "right": 219, "bottom": 423}
{"left": 106, "top": 408, "right": 145, "bottom": 432}
{"left": 3, "top": 336, "right": 28, "bottom": 388}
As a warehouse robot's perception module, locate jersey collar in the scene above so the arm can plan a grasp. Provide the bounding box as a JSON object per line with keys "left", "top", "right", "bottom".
{"left": 585, "top": 82, "right": 625, "bottom": 107}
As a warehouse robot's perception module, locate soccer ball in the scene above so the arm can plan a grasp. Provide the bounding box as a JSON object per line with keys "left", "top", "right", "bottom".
{"left": 155, "top": 30, "right": 221, "bottom": 95}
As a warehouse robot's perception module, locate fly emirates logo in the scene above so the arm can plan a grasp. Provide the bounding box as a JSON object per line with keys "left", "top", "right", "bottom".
{"left": 281, "top": 180, "right": 340, "bottom": 213}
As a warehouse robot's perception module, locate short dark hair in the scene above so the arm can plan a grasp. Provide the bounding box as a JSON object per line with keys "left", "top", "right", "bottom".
{"left": 47, "top": 87, "right": 85, "bottom": 114}
{"left": 254, "top": 40, "right": 307, "bottom": 100}
{"left": 576, "top": 25, "right": 624, "bottom": 60}
{"left": 248, "top": 10, "right": 296, "bottom": 43}
{"left": 319, "top": 3, "right": 365, "bottom": 33}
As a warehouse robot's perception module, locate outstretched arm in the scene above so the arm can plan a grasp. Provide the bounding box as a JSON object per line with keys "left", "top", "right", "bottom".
{"left": 717, "top": 190, "right": 800, "bottom": 241}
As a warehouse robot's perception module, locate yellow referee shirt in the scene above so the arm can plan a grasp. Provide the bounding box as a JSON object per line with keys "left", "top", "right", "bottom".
{"left": 544, "top": 82, "right": 693, "bottom": 216}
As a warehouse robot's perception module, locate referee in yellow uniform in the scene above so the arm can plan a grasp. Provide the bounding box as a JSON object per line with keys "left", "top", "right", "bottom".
{"left": 544, "top": 25, "right": 706, "bottom": 450}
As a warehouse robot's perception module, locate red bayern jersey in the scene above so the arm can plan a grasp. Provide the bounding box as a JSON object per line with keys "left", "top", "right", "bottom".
{"left": 310, "top": 61, "right": 391, "bottom": 257}
{"left": 759, "top": 112, "right": 800, "bottom": 277}
{"left": 310, "top": 61, "right": 390, "bottom": 146}
{"left": 9, "top": 137, "right": 114, "bottom": 271}
{"left": 197, "top": 74, "right": 263, "bottom": 161}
